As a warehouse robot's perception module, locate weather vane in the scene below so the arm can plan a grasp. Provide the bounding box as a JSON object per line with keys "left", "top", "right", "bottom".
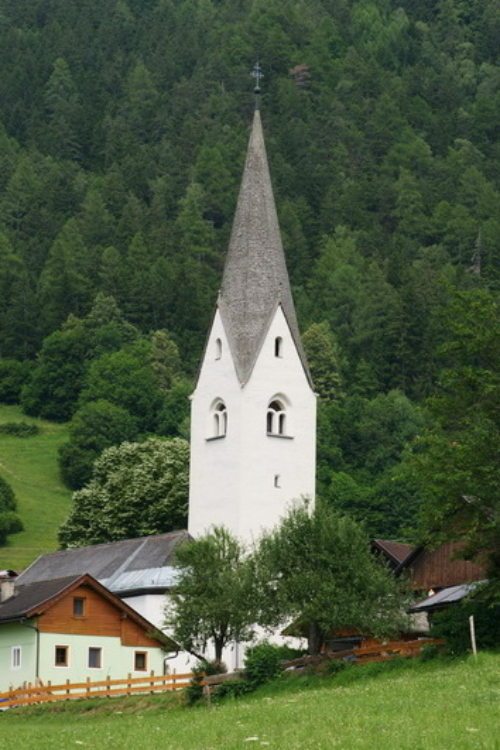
{"left": 251, "top": 61, "right": 263, "bottom": 95}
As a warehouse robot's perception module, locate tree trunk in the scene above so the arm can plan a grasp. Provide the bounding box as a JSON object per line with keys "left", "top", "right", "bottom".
{"left": 214, "top": 638, "right": 224, "bottom": 665}
{"left": 307, "top": 621, "right": 324, "bottom": 655}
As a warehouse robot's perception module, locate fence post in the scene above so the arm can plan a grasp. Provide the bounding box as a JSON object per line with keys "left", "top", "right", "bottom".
{"left": 86, "top": 676, "right": 90, "bottom": 698}
{"left": 469, "top": 615, "right": 478, "bottom": 658}
{"left": 66, "top": 678, "right": 70, "bottom": 696}
{"left": 127, "top": 673, "right": 132, "bottom": 696}
{"left": 150, "top": 670, "right": 155, "bottom": 694}
{"left": 106, "top": 675, "right": 111, "bottom": 698}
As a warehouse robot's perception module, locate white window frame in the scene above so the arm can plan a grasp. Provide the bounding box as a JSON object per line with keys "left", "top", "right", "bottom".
{"left": 88, "top": 646, "right": 103, "bottom": 670}
{"left": 210, "top": 400, "right": 227, "bottom": 438}
{"left": 134, "top": 650, "right": 148, "bottom": 672}
{"left": 54, "top": 645, "right": 70, "bottom": 668}
{"left": 267, "top": 399, "right": 287, "bottom": 436}
{"left": 11, "top": 645, "right": 21, "bottom": 670}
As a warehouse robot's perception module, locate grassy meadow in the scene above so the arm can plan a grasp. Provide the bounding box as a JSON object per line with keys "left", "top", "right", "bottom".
{"left": 1, "top": 654, "right": 499, "bottom": 750}
{"left": 0, "top": 405, "right": 71, "bottom": 571}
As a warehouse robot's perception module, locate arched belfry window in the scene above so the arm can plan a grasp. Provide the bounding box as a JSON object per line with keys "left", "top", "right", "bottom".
{"left": 215, "top": 338, "right": 222, "bottom": 360}
{"left": 274, "top": 337, "right": 283, "bottom": 357}
{"left": 212, "top": 400, "right": 227, "bottom": 438}
{"left": 267, "top": 399, "right": 287, "bottom": 436}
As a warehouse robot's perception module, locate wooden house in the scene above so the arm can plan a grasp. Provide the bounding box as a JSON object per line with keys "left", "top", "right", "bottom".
{"left": 0, "top": 573, "right": 176, "bottom": 692}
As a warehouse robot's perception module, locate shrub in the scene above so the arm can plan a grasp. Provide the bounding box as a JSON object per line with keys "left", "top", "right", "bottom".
{"left": 0, "top": 475, "right": 16, "bottom": 511}
{"left": 212, "top": 679, "right": 253, "bottom": 701}
{"left": 419, "top": 644, "right": 442, "bottom": 662}
{"left": 244, "top": 643, "right": 294, "bottom": 687}
{"left": 185, "top": 659, "right": 226, "bottom": 705}
{"left": 0, "top": 421, "right": 40, "bottom": 437}
{"left": 325, "top": 659, "right": 349, "bottom": 675}
{"left": 0, "top": 475, "right": 23, "bottom": 545}
{"left": 430, "top": 593, "right": 500, "bottom": 654}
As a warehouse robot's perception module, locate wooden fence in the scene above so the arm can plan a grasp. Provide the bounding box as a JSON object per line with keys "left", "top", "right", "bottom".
{"left": 0, "top": 671, "right": 194, "bottom": 709}
{"left": 281, "top": 637, "right": 445, "bottom": 671}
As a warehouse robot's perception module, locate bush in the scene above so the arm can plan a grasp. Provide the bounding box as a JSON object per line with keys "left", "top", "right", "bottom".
{"left": 244, "top": 643, "right": 291, "bottom": 687}
{"left": 213, "top": 679, "right": 253, "bottom": 701}
{"left": 0, "top": 475, "right": 16, "bottom": 511}
{"left": 430, "top": 592, "right": 500, "bottom": 654}
{"left": 0, "top": 421, "right": 40, "bottom": 437}
{"left": 325, "top": 659, "right": 349, "bottom": 675}
{"left": 0, "top": 359, "right": 33, "bottom": 404}
{"left": 419, "top": 644, "right": 442, "bottom": 662}
{"left": 0, "top": 475, "right": 23, "bottom": 545}
{"left": 185, "top": 659, "right": 226, "bottom": 706}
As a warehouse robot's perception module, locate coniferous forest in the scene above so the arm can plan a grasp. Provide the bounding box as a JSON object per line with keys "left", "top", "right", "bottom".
{"left": 0, "top": 0, "right": 498, "bottom": 572}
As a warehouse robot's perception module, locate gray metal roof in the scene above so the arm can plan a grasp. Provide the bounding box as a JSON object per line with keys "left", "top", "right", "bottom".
{"left": 218, "top": 109, "right": 312, "bottom": 386}
{"left": 102, "top": 566, "right": 179, "bottom": 596}
{"left": 410, "top": 581, "right": 485, "bottom": 612}
{"left": 17, "top": 531, "right": 190, "bottom": 591}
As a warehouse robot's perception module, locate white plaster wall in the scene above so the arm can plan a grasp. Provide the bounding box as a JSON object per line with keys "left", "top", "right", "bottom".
{"left": 123, "top": 593, "right": 196, "bottom": 675}
{"left": 0, "top": 622, "right": 37, "bottom": 691}
{"left": 239, "top": 306, "right": 316, "bottom": 543}
{"left": 123, "top": 594, "right": 166, "bottom": 632}
{"left": 38, "top": 633, "right": 165, "bottom": 683}
{"left": 188, "top": 309, "right": 244, "bottom": 539}
{"left": 189, "top": 305, "right": 316, "bottom": 544}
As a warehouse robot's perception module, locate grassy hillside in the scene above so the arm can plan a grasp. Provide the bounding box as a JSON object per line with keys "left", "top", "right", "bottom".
{"left": 1, "top": 654, "right": 498, "bottom": 749}
{"left": 0, "top": 405, "right": 71, "bottom": 571}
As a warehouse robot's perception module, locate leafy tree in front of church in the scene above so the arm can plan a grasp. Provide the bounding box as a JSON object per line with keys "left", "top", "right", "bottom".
{"left": 255, "top": 501, "right": 407, "bottom": 655}
{"left": 59, "top": 437, "right": 189, "bottom": 547}
{"left": 166, "top": 527, "right": 257, "bottom": 664}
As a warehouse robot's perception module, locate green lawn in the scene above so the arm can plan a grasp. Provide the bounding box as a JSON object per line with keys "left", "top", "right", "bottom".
{"left": 0, "top": 405, "right": 71, "bottom": 571}
{"left": 1, "top": 654, "right": 499, "bottom": 749}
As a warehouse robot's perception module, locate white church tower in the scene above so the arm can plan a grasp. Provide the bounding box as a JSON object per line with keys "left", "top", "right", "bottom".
{"left": 188, "top": 99, "right": 316, "bottom": 544}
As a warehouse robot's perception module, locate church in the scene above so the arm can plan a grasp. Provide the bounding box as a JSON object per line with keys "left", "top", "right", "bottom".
{"left": 0, "top": 98, "right": 317, "bottom": 678}
{"left": 188, "top": 100, "right": 316, "bottom": 543}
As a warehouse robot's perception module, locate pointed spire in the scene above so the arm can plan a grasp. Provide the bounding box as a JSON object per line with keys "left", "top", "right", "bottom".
{"left": 218, "top": 109, "right": 311, "bottom": 385}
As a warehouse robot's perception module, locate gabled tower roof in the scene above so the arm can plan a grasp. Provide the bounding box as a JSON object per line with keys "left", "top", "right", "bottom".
{"left": 218, "top": 109, "right": 311, "bottom": 386}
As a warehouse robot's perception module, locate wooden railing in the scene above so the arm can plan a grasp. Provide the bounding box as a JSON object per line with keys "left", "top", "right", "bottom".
{"left": 0, "top": 671, "right": 194, "bottom": 709}
{"left": 353, "top": 637, "right": 445, "bottom": 663}
{"left": 282, "top": 638, "right": 445, "bottom": 670}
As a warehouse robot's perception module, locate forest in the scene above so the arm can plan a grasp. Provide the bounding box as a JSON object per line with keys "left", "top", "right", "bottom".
{"left": 0, "top": 0, "right": 498, "bottom": 574}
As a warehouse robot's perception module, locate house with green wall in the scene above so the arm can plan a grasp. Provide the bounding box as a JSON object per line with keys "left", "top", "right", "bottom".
{"left": 0, "top": 573, "right": 176, "bottom": 692}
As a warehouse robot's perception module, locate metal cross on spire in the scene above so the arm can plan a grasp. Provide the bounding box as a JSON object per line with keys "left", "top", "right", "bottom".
{"left": 251, "top": 61, "right": 263, "bottom": 107}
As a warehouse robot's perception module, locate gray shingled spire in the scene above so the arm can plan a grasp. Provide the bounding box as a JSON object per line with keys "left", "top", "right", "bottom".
{"left": 218, "top": 109, "right": 311, "bottom": 386}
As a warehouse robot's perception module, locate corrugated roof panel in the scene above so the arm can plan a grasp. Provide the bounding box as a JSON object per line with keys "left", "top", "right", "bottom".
{"left": 102, "top": 566, "right": 179, "bottom": 593}
{"left": 411, "top": 581, "right": 484, "bottom": 612}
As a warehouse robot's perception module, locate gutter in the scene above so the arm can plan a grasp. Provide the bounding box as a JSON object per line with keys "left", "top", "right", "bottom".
{"left": 19, "top": 618, "right": 40, "bottom": 683}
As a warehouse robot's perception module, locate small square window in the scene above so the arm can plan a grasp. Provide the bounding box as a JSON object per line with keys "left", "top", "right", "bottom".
{"left": 88, "top": 647, "right": 102, "bottom": 669}
{"left": 55, "top": 646, "right": 68, "bottom": 667}
{"left": 134, "top": 651, "right": 147, "bottom": 671}
{"left": 73, "top": 597, "right": 85, "bottom": 617}
{"left": 11, "top": 646, "right": 21, "bottom": 669}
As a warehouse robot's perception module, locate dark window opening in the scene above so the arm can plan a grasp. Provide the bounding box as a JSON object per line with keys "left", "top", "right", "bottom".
{"left": 55, "top": 646, "right": 68, "bottom": 667}
{"left": 135, "top": 651, "right": 147, "bottom": 671}
{"left": 73, "top": 597, "right": 85, "bottom": 617}
{"left": 88, "top": 647, "right": 102, "bottom": 669}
